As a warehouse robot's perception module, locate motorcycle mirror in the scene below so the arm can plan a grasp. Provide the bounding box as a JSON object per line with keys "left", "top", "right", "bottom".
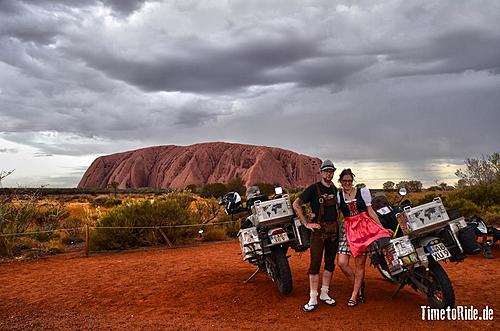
{"left": 274, "top": 187, "right": 283, "bottom": 195}
{"left": 398, "top": 187, "right": 408, "bottom": 196}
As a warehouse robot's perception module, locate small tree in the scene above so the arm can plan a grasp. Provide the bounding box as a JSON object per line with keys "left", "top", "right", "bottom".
{"left": 355, "top": 183, "right": 366, "bottom": 189}
{"left": 383, "top": 181, "right": 395, "bottom": 190}
{"left": 108, "top": 181, "right": 119, "bottom": 196}
{"left": 455, "top": 152, "right": 500, "bottom": 185}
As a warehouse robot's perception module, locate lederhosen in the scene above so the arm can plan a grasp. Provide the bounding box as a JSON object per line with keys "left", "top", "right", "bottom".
{"left": 309, "top": 183, "right": 339, "bottom": 274}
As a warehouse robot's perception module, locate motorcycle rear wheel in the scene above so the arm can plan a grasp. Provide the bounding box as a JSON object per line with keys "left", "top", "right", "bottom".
{"left": 424, "top": 260, "right": 455, "bottom": 308}
{"left": 267, "top": 246, "right": 293, "bottom": 295}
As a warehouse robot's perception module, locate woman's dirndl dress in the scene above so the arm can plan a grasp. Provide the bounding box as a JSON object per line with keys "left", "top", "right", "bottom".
{"left": 337, "top": 188, "right": 391, "bottom": 257}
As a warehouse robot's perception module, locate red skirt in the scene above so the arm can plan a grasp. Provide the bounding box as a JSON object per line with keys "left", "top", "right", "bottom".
{"left": 344, "top": 212, "right": 391, "bottom": 257}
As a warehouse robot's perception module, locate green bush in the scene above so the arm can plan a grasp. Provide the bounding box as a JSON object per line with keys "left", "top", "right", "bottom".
{"left": 90, "top": 199, "right": 195, "bottom": 251}
{"left": 445, "top": 181, "right": 500, "bottom": 222}
{"left": 443, "top": 198, "right": 482, "bottom": 218}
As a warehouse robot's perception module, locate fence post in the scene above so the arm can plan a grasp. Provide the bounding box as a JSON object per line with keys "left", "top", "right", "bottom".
{"left": 84, "top": 224, "right": 90, "bottom": 257}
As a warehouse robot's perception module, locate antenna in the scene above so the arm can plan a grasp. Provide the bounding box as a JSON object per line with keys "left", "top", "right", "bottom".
{"left": 0, "top": 169, "right": 15, "bottom": 188}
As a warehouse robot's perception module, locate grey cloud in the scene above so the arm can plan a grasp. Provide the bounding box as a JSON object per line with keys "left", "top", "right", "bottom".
{"left": 101, "top": 0, "right": 148, "bottom": 16}
{"left": 389, "top": 29, "right": 500, "bottom": 77}
{"left": 0, "top": 0, "right": 499, "bottom": 173}
{"left": 0, "top": 148, "right": 18, "bottom": 153}
{"left": 74, "top": 35, "right": 321, "bottom": 93}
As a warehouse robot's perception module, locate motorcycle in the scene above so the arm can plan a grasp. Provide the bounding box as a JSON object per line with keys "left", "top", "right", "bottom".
{"left": 370, "top": 188, "right": 481, "bottom": 308}
{"left": 466, "top": 214, "right": 500, "bottom": 259}
{"left": 219, "top": 187, "right": 308, "bottom": 295}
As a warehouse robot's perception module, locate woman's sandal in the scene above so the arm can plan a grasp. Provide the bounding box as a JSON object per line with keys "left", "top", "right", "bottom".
{"left": 347, "top": 299, "right": 358, "bottom": 307}
{"left": 357, "top": 282, "right": 366, "bottom": 303}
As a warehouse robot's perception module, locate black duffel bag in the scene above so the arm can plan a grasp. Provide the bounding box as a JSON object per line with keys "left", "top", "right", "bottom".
{"left": 458, "top": 225, "right": 482, "bottom": 255}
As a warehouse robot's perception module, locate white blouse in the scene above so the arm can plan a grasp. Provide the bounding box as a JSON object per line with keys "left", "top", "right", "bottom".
{"left": 337, "top": 187, "right": 372, "bottom": 206}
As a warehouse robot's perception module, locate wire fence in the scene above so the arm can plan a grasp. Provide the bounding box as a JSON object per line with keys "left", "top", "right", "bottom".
{"left": 0, "top": 220, "right": 241, "bottom": 258}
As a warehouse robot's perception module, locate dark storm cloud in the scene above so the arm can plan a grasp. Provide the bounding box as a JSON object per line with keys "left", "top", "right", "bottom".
{"left": 388, "top": 28, "right": 500, "bottom": 76}
{"left": 0, "top": 0, "right": 499, "bottom": 175}
{"left": 101, "top": 0, "right": 148, "bottom": 16}
{"left": 75, "top": 35, "right": 324, "bottom": 93}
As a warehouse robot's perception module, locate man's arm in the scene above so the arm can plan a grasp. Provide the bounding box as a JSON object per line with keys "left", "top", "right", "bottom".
{"left": 293, "top": 198, "right": 321, "bottom": 230}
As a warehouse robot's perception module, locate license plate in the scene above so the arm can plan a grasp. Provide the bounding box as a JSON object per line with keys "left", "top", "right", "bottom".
{"left": 269, "top": 232, "right": 289, "bottom": 244}
{"left": 427, "top": 243, "right": 451, "bottom": 261}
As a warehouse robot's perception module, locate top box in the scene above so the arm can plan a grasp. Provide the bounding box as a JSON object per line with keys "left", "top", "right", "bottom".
{"left": 397, "top": 197, "right": 450, "bottom": 236}
{"left": 253, "top": 195, "right": 294, "bottom": 226}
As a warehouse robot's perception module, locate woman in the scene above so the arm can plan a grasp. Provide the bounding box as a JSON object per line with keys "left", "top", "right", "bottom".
{"left": 336, "top": 169, "right": 391, "bottom": 307}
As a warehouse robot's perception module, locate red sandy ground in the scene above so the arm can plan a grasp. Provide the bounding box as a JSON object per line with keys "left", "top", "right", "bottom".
{"left": 1, "top": 242, "right": 498, "bottom": 331}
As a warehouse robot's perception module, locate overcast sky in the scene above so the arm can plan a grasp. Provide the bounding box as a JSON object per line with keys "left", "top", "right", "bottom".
{"left": 1, "top": 0, "right": 499, "bottom": 188}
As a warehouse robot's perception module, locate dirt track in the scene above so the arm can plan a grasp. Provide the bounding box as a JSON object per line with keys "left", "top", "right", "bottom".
{"left": 1, "top": 241, "right": 498, "bottom": 330}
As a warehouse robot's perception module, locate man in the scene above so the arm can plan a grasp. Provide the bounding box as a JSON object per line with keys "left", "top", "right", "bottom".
{"left": 292, "top": 159, "right": 339, "bottom": 312}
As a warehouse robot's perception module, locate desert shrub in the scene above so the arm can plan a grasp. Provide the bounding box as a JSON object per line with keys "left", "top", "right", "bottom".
{"left": 162, "top": 192, "right": 196, "bottom": 210}
{"left": 202, "top": 227, "right": 227, "bottom": 241}
{"left": 200, "top": 183, "right": 227, "bottom": 198}
{"left": 448, "top": 180, "right": 500, "bottom": 210}
{"left": 222, "top": 220, "right": 240, "bottom": 238}
{"left": 411, "top": 192, "right": 441, "bottom": 206}
{"left": 442, "top": 198, "right": 482, "bottom": 218}
{"left": 92, "top": 195, "right": 122, "bottom": 208}
{"left": 483, "top": 212, "right": 500, "bottom": 227}
{"left": 47, "top": 238, "right": 66, "bottom": 254}
{"left": 442, "top": 181, "right": 500, "bottom": 225}
{"left": 90, "top": 199, "right": 195, "bottom": 251}
{"left": 189, "top": 198, "right": 223, "bottom": 224}
{"left": 226, "top": 177, "right": 246, "bottom": 195}
{"left": 251, "top": 183, "right": 275, "bottom": 197}
{"left": 0, "top": 194, "right": 39, "bottom": 256}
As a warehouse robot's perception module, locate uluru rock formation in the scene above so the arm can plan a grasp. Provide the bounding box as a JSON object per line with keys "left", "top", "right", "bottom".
{"left": 78, "top": 142, "right": 322, "bottom": 189}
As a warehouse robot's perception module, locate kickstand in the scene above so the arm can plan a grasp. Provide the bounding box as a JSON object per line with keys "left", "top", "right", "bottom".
{"left": 244, "top": 266, "right": 261, "bottom": 283}
{"left": 391, "top": 278, "right": 406, "bottom": 299}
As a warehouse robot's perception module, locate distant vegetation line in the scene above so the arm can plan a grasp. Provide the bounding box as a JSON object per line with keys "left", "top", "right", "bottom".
{"left": 0, "top": 187, "right": 174, "bottom": 196}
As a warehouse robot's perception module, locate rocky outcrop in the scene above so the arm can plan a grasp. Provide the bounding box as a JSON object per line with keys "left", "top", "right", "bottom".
{"left": 78, "top": 142, "right": 322, "bottom": 189}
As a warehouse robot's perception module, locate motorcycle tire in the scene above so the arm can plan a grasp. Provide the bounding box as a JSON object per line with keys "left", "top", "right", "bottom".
{"left": 425, "top": 260, "right": 455, "bottom": 308}
{"left": 268, "top": 246, "right": 293, "bottom": 295}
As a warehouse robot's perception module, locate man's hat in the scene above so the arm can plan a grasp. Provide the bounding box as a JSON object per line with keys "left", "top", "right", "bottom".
{"left": 320, "top": 159, "right": 336, "bottom": 171}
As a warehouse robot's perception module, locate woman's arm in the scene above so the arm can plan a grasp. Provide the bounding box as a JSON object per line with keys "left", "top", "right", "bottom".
{"left": 367, "top": 205, "right": 382, "bottom": 226}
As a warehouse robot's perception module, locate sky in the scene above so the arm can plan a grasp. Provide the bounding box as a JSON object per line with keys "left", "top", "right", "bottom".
{"left": 0, "top": 0, "right": 499, "bottom": 189}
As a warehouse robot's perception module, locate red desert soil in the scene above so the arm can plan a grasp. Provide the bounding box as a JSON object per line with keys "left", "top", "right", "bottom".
{"left": 1, "top": 242, "right": 498, "bottom": 330}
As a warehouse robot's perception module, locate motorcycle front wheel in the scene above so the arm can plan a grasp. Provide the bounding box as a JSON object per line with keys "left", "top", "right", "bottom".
{"left": 422, "top": 260, "right": 455, "bottom": 308}
{"left": 266, "top": 245, "right": 293, "bottom": 295}
{"left": 376, "top": 263, "right": 396, "bottom": 283}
